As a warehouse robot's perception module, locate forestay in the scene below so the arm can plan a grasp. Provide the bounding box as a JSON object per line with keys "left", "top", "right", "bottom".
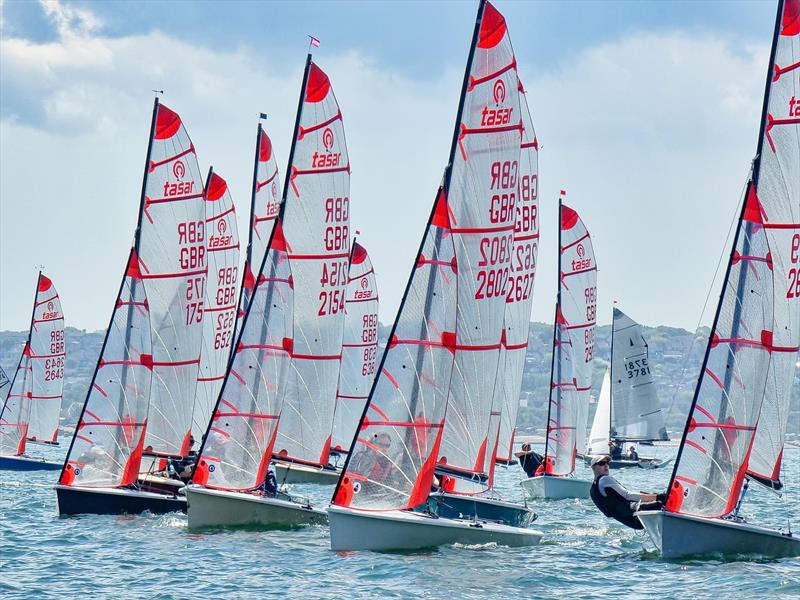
{"left": 193, "top": 225, "right": 294, "bottom": 491}
{"left": 545, "top": 201, "right": 596, "bottom": 476}
{"left": 747, "top": 0, "right": 800, "bottom": 488}
{"left": 194, "top": 171, "right": 241, "bottom": 441}
{"left": 0, "top": 347, "right": 32, "bottom": 456}
{"left": 438, "top": 0, "right": 522, "bottom": 479}
{"left": 238, "top": 126, "right": 281, "bottom": 330}
{"left": 610, "top": 308, "right": 668, "bottom": 442}
{"left": 25, "top": 274, "right": 65, "bottom": 444}
{"left": 331, "top": 241, "right": 380, "bottom": 453}
{"left": 493, "top": 79, "right": 540, "bottom": 463}
{"left": 666, "top": 0, "right": 798, "bottom": 516}
{"left": 59, "top": 251, "right": 153, "bottom": 488}
{"left": 275, "top": 60, "right": 351, "bottom": 467}
{"left": 138, "top": 101, "right": 207, "bottom": 457}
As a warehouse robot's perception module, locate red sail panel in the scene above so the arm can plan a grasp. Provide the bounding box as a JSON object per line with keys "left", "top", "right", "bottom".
{"left": 60, "top": 250, "right": 153, "bottom": 488}
{"left": 334, "top": 190, "right": 457, "bottom": 510}
{"left": 494, "top": 79, "right": 540, "bottom": 463}
{"left": 331, "top": 242, "right": 380, "bottom": 452}
{"left": 546, "top": 202, "right": 596, "bottom": 476}
{"left": 274, "top": 61, "right": 351, "bottom": 467}
{"left": 438, "top": 0, "right": 522, "bottom": 479}
{"left": 26, "top": 273, "right": 65, "bottom": 443}
{"left": 194, "top": 171, "right": 241, "bottom": 442}
{"left": 238, "top": 126, "right": 282, "bottom": 333}
{"left": 139, "top": 102, "right": 207, "bottom": 457}
{"left": 194, "top": 231, "right": 293, "bottom": 491}
{"left": 748, "top": 0, "right": 800, "bottom": 485}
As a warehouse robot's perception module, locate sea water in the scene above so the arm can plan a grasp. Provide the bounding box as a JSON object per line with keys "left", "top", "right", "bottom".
{"left": 1, "top": 445, "right": 799, "bottom": 599}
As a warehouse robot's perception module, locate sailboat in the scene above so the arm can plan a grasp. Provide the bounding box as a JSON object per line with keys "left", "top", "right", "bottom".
{"left": 330, "top": 240, "right": 380, "bottom": 457}
{"left": 56, "top": 99, "right": 206, "bottom": 515}
{"left": 270, "top": 56, "right": 352, "bottom": 486}
{"left": 520, "top": 195, "right": 596, "bottom": 500}
{"left": 0, "top": 272, "right": 65, "bottom": 471}
{"left": 423, "top": 77, "right": 540, "bottom": 527}
{"left": 584, "top": 307, "right": 670, "bottom": 468}
{"left": 184, "top": 55, "right": 346, "bottom": 528}
{"left": 637, "top": 0, "right": 799, "bottom": 558}
{"left": 329, "top": 0, "right": 543, "bottom": 551}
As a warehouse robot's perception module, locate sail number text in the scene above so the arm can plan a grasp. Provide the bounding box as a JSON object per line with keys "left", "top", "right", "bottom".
{"left": 361, "top": 314, "right": 378, "bottom": 376}
{"left": 214, "top": 266, "right": 238, "bottom": 350}
{"left": 625, "top": 358, "right": 650, "bottom": 379}
{"left": 787, "top": 234, "right": 800, "bottom": 299}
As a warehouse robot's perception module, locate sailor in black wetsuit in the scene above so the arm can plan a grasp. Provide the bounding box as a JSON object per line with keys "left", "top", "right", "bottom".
{"left": 514, "top": 443, "right": 544, "bottom": 478}
{"left": 589, "top": 455, "right": 665, "bottom": 530}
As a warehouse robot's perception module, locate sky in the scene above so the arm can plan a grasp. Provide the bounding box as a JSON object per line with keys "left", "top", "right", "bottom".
{"left": 0, "top": 0, "right": 781, "bottom": 333}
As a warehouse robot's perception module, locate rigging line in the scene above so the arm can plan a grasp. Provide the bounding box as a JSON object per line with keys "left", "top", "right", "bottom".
{"left": 663, "top": 173, "right": 751, "bottom": 427}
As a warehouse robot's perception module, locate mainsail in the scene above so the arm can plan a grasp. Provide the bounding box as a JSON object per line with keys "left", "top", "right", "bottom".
{"left": 609, "top": 308, "right": 668, "bottom": 442}
{"left": 194, "top": 170, "right": 241, "bottom": 442}
{"left": 586, "top": 370, "right": 611, "bottom": 455}
{"left": 543, "top": 199, "right": 597, "bottom": 476}
{"left": 137, "top": 100, "right": 207, "bottom": 458}
{"left": 331, "top": 241, "right": 380, "bottom": 453}
{"left": 436, "top": 0, "right": 522, "bottom": 480}
{"left": 666, "top": 0, "right": 799, "bottom": 516}
{"left": 59, "top": 250, "right": 153, "bottom": 488}
{"left": 333, "top": 0, "right": 520, "bottom": 511}
{"left": 0, "top": 273, "right": 64, "bottom": 454}
{"left": 493, "top": 79, "right": 540, "bottom": 463}
{"left": 238, "top": 125, "right": 282, "bottom": 330}
{"left": 274, "top": 58, "right": 351, "bottom": 467}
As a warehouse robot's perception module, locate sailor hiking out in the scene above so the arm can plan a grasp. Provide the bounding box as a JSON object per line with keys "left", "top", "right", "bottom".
{"left": 589, "top": 455, "right": 665, "bottom": 530}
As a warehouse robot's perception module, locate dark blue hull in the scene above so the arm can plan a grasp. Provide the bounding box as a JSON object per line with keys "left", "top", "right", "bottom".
{"left": 421, "top": 492, "right": 536, "bottom": 528}
{"left": 55, "top": 485, "right": 187, "bottom": 516}
{"left": 0, "top": 454, "right": 62, "bottom": 471}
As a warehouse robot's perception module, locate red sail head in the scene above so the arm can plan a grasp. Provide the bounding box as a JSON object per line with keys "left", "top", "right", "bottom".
{"left": 259, "top": 130, "right": 273, "bottom": 162}
{"left": 305, "top": 62, "right": 331, "bottom": 103}
{"left": 783, "top": 0, "right": 799, "bottom": 35}
{"left": 205, "top": 172, "right": 228, "bottom": 201}
{"left": 155, "top": 104, "right": 182, "bottom": 139}
{"left": 478, "top": 1, "right": 508, "bottom": 49}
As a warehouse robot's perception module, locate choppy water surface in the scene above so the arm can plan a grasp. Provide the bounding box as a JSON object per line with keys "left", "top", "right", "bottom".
{"left": 2, "top": 445, "right": 799, "bottom": 598}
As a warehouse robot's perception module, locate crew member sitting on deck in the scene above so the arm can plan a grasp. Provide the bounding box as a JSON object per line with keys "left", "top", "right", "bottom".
{"left": 589, "top": 455, "right": 665, "bottom": 530}
{"left": 628, "top": 446, "right": 639, "bottom": 461}
{"left": 168, "top": 436, "right": 199, "bottom": 483}
{"left": 514, "top": 443, "right": 545, "bottom": 478}
{"left": 609, "top": 440, "right": 623, "bottom": 461}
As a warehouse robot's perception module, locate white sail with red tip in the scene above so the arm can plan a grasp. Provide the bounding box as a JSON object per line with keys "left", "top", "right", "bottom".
{"left": 666, "top": 0, "right": 799, "bottom": 515}
{"left": 333, "top": 0, "right": 521, "bottom": 511}
{"left": 192, "top": 223, "right": 294, "bottom": 491}
{"left": 0, "top": 272, "right": 65, "bottom": 455}
{"left": 273, "top": 59, "right": 351, "bottom": 468}
{"left": 331, "top": 241, "right": 379, "bottom": 453}
{"left": 59, "top": 250, "right": 153, "bottom": 488}
{"left": 193, "top": 170, "right": 241, "bottom": 442}
{"left": 238, "top": 125, "right": 282, "bottom": 332}
{"left": 493, "top": 79, "right": 540, "bottom": 464}
{"left": 138, "top": 101, "right": 207, "bottom": 458}
{"left": 542, "top": 200, "right": 597, "bottom": 477}
{"left": 26, "top": 274, "right": 66, "bottom": 444}
{"left": 437, "top": 0, "right": 522, "bottom": 482}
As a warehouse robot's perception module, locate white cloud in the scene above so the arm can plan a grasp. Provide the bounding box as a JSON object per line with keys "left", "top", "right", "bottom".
{"left": 0, "top": 2, "right": 768, "bottom": 334}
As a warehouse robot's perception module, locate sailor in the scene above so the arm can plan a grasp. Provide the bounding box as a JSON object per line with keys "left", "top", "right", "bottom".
{"left": 589, "top": 455, "right": 665, "bottom": 530}
{"left": 514, "top": 443, "right": 544, "bottom": 478}
{"left": 628, "top": 446, "right": 639, "bottom": 461}
{"left": 169, "top": 436, "right": 199, "bottom": 482}
{"left": 609, "top": 440, "right": 623, "bottom": 461}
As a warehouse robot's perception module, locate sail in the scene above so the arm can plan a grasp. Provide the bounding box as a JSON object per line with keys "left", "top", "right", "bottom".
{"left": 192, "top": 225, "right": 294, "bottom": 491}
{"left": 666, "top": 0, "right": 798, "bottom": 517}
{"left": 194, "top": 171, "right": 241, "bottom": 442}
{"left": 59, "top": 250, "right": 153, "bottom": 488}
{"left": 138, "top": 101, "right": 207, "bottom": 457}
{"left": 274, "top": 59, "right": 351, "bottom": 467}
{"left": 0, "top": 348, "right": 32, "bottom": 456}
{"left": 0, "top": 365, "right": 10, "bottom": 390}
{"left": 586, "top": 370, "right": 611, "bottom": 455}
{"left": 545, "top": 201, "right": 597, "bottom": 476}
{"left": 493, "top": 80, "right": 540, "bottom": 463}
{"left": 24, "top": 274, "right": 65, "bottom": 444}
{"left": 747, "top": 0, "right": 800, "bottom": 487}
{"left": 238, "top": 125, "right": 282, "bottom": 330}
{"left": 610, "top": 308, "right": 668, "bottom": 442}
{"left": 333, "top": 0, "right": 519, "bottom": 511}
{"left": 331, "top": 241, "right": 380, "bottom": 453}
{"left": 332, "top": 190, "right": 457, "bottom": 510}
{"left": 437, "top": 0, "right": 522, "bottom": 479}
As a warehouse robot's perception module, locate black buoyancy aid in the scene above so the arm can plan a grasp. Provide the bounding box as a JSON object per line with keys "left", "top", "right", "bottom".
{"left": 590, "top": 475, "right": 643, "bottom": 530}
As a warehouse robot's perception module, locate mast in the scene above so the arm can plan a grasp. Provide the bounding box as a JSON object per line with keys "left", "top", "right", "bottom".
{"left": 543, "top": 196, "right": 564, "bottom": 464}
{"left": 246, "top": 123, "right": 263, "bottom": 269}
{"left": 608, "top": 304, "right": 615, "bottom": 443}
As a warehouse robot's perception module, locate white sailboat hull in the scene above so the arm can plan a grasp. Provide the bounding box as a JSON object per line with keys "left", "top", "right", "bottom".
{"left": 328, "top": 504, "right": 543, "bottom": 551}
{"left": 274, "top": 460, "right": 340, "bottom": 485}
{"left": 636, "top": 510, "right": 800, "bottom": 559}
{"left": 185, "top": 485, "right": 327, "bottom": 529}
{"left": 520, "top": 475, "right": 591, "bottom": 500}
